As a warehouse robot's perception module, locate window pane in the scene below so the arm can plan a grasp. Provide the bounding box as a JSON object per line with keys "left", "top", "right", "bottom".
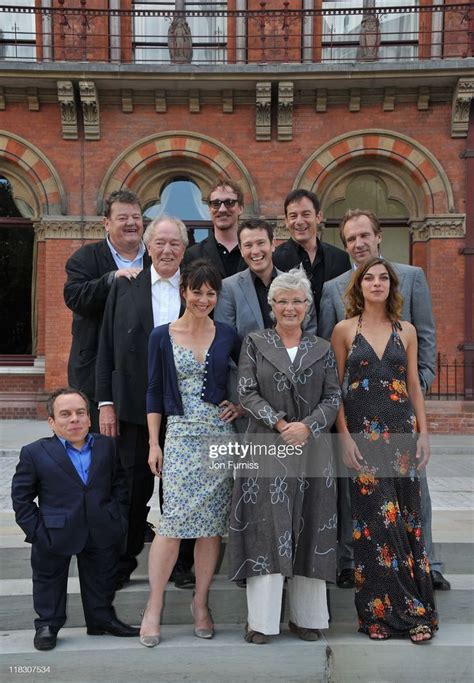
{"left": 0, "top": 0, "right": 35, "bottom": 61}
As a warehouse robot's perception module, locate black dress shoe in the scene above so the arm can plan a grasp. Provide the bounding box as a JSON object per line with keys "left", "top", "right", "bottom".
{"left": 87, "top": 617, "right": 140, "bottom": 637}
{"left": 34, "top": 626, "right": 57, "bottom": 651}
{"left": 337, "top": 568, "right": 355, "bottom": 589}
{"left": 431, "top": 570, "right": 451, "bottom": 591}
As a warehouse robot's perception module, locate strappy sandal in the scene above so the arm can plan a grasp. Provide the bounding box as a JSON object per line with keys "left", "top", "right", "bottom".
{"left": 244, "top": 623, "right": 268, "bottom": 644}
{"left": 409, "top": 624, "right": 433, "bottom": 644}
{"left": 368, "top": 624, "right": 391, "bottom": 641}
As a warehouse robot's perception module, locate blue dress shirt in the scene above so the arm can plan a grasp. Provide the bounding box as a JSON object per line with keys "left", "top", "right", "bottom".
{"left": 58, "top": 433, "right": 94, "bottom": 484}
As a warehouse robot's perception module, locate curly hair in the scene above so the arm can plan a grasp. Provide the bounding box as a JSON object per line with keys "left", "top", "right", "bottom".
{"left": 207, "top": 176, "right": 244, "bottom": 206}
{"left": 344, "top": 257, "right": 403, "bottom": 322}
{"left": 103, "top": 189, "right": 141, "bottom": 217}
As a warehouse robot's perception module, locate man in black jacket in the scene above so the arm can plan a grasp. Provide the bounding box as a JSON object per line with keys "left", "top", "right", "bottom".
{"left": 183, "top": 176, "right": 247, "bottom": 277}
{"left": 273, "top": 189, "right": 351, "bottom": 319}
{"left": 64, "top": 190, "right": 149, "bottom": 432}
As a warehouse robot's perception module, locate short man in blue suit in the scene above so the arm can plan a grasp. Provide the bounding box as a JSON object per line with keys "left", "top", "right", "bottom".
{"left": 11, "top": 388, "right": 139, "bottom": 651}
{"left": 319, "top": 209, "right": 450, "bottom": 592}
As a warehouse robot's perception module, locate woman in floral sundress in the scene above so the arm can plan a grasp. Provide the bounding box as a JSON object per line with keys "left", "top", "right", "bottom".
{"left": 331, "top": 257, "right": 437, "bottom": 644}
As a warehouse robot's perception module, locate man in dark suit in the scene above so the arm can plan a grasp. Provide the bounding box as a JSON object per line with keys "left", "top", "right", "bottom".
{"left": 11, "top": 388, "right": 139, "bottom": 651}
{"left": 319, "top": 208, "right": 450, "bottom": 592}
{"left": 64, "top": 189, "right": 149, "bottom": 432}
{"left": 273, "top": 189, "right": 351, "bottom": 318}
{"left": 96, "top": 216, "right": 189, "bottom": 589}
{"left": 183, "top": 176, "right": 247, "bottom": 277}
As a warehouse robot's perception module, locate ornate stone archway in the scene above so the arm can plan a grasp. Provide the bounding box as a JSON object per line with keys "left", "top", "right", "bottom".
{"left": 294, "top": 129, "right": 455, "bottom": 217}
{"left": 0, "top": 131, "right": 67, "bottom": 216}
{"left": 98, "top": 131, "right": 259, "bottom": 216}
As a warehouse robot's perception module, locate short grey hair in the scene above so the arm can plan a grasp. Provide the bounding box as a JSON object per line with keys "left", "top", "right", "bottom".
{"left": 143, "top": 215, "right": 189, "bottom": 248}
{"left": 268, "top": 267, "right": 313, "bottom": 308}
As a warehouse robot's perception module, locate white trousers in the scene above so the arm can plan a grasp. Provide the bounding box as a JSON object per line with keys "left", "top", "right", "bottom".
{"left": 247, "top": 574, "right": 329, "bottom": 635}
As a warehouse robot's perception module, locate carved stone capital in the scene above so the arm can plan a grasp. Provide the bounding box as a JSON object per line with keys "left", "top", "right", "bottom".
{"left": 451, "top": 78, "right": 474, "bottom": 138}
{"left": 410, "top": 214, "right": 466, "bottom": 242}
{"left": 27, "top": 88, "right": 40, "bottom": 112}
{"left": 278, "top": 82, "right": 293, "bottom": 142}
{"left": 155, "top": 89, "right": 167, "bottom": 113}
{"left": 316, "top": 89, "right": 327, "bottom": 113}
{"left": 122, "top": 89, "right": 133, "bottom": 113}
{"left": 383, "top": 87, "right": 395, "bottom": 112}
{"left": 349, "top": 88, "right": 361, "bottom": 112}
{"left": 189, "top": 89, "right": 200, "bottom": 113}
{"left": 274, "top": 218, "right": 289, "bottom": 241}
{"left": 33, "top": 218, "right": 105, "bottom": 241}
{"left": 256, "top": 82, "right": 271, "bottom": 142}
{"left": 222, "top": 89, "right": 233, "bottom": 114}
{"left": 57, "top": 80, "right": 78, "bottom": 140}
{"left": 418, "top": 86, "right": 430, "bottom": 111}
{"left": 79, "top": 81, "right": 100, "bottom": 141}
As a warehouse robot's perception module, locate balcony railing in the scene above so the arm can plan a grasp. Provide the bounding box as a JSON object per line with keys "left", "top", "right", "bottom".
{"left": 0, "top": 2, "right": 472, "bottom": 65}
{"left": 427, "top": 356, "right": 474, "bottom": 401}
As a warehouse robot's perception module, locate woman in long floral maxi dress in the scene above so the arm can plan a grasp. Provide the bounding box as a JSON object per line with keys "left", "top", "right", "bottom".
{"left": 331, "top": 257, "right": 437, "bottom": 643}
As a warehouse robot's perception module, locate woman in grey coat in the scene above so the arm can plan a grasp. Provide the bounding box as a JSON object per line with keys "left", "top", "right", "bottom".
{"left": 228, "top": 269, "right": 341, "bottom": 644}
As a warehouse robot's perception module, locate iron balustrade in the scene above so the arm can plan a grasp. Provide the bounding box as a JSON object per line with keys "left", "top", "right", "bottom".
{"left": 426, "top": 354, "right": 474, "bottom": 400}
{"left": 0, "top": 2, "right": 472, "bottom": 64}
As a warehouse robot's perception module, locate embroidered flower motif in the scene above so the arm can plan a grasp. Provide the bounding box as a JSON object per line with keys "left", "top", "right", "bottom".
{"left": 274, "top": 371, "right": 290, "bottom": 392}
{"left": 353, "top": 518, "right": 371, "bottom": 541}
{"left": 269, "top": 476, "right": 288, "bottom": 504}
{"left": 237, "top": 376, "right": 257, "bottom": 397}
{"left": 258, "top": 404, "right": 278, "bottom": 426}
{"left": 405, "top": 597, "right": 426, "bottom": 617}
{"left": 293, "top": 368, "right": 313, "bottom": 385}
{"left": 389, "top": 378, "right": 408, "bottom": 402}
{"left": 402, "top": 508, "right": 422, "bottom": 540}
{"left": 298, "top": 476, "right": 310, "bottom": 492}
{"left": 242, "top": 477, "right": 259, "bottom": 504}
{"left": 369, "top": 595, "right": 391, "bottom": 619}
{"left": 298, "top": 338, "right": 316, "bottom": 353}
{"left": 403, "top": 552, "right": 415, "bottom": 579}
{"left": 252, "top": 555, "right": 270, "bottom": 575}
{"left": 278, "top": 530, "right": 292, "bottom": 558}
{"left": 418, "top": 552, "right": 431, "bottom": 574}
{"left": 354, "top": 563, "right": 365, "bottom": 591}
{"left": 323, "top": 349, "right": 337, "bottom": 368}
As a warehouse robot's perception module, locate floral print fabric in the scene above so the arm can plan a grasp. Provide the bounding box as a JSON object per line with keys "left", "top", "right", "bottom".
{"left": 344, "top": 324, "right": 437, "bottom": 636}
{"left": 159, "top": 340, "right": 234, "bottom": 538}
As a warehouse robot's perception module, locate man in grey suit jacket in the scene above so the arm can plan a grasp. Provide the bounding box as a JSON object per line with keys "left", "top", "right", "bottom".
{"left": 214, "top": 218, "right": 317, "bottom": 339}
{"left": 319, "top": 209, "right": 449, "bottom": 591}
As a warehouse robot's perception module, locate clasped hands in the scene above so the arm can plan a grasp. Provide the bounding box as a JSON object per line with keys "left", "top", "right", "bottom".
{"left": 275, "top": 419, "right": 310, "bottom": 447}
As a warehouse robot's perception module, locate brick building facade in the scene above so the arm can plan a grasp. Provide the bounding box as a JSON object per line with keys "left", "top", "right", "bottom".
{"left": 0, "top": 1, "right": 473, "bottom": 429}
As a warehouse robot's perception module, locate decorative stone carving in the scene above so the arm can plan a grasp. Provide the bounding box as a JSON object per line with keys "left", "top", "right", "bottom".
{"left": 418, "top": 86, "right": 430, "bottom": 111}
{"left": 278, "top": 82, "right": 294, "bottom": 142}
{"left": 274, "top": 218, "right": 289, "bottom": 241}
{"left": 121, "top": 89, "right": 133, "bottom": 113}
{"left": 168, "top": 9, "right": 193, "bottom": 65}
{"left": 349, "top": 88, "right": 361, "bottom": 112}
{"left": 189, "top": 89, "right": 200, "bottom": 113}
{"left": 410, "top": 215, "right": 466, "bottom": 242}
{"left": 27, "top": 88, "right": 39, "bottom": 111}
{"left": 79, "top": 81, "right": 100, "bottom": 141}
{"left": 383, "top": 88, "right": 395, "bottom": 112}
{"left": 57, "top": 80, "right": 78, "bottom": 140}
{"left": 451, "top": 78, "right": 474, "bottom": 138}
{"left": 0, "top": 87, "right": 5, "bottom": 110}
{"left": 222, "top": 89, "right": 233, "bottom": 114}
{"left": 34, "top": 218, "right": 105, "bottom": 241}
{"left": 256, "top": 82, "right": 271, "bottom": 141}
{"left": 155, "top": 89, "right": 167, "bottom": 113}
{"left": 315, "top": 89, "right": 327, "bottom": 113}
{"left": 358, "top": 12, "right": 380, "bottom": 61}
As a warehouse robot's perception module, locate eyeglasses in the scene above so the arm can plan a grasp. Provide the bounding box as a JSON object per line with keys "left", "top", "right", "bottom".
{"left": 272, "top": 299, "right": 308, "bottom": 307}
{"left": 208, "top": 199, "right": 239, "bottom": 211}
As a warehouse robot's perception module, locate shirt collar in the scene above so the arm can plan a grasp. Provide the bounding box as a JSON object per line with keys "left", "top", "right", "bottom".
{"left": 58, "top": 432, "right": 94, "bottom": 451}
{"left": 250, "top": 266, "right": 277, "bottom": 286}
{"left": 106, "top": 237, "right": 145, "bottom": 261}
{"left": 151, "top": 264, "right": 181, "bottom": 288}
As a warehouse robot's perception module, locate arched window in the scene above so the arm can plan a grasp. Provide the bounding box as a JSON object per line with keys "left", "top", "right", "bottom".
{"left": 143, "top": 177, "right": 212, "bottom": 245}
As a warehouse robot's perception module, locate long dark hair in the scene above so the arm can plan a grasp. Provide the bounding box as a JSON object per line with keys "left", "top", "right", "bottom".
{"left": 344, "top": 257, "right": 403, "bottom": 322}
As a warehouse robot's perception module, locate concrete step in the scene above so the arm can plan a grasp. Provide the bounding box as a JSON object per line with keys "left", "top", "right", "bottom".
{"left": 1, "top": 573, "right": 472, "bottom": 631}
{"left": 0, "top": 622, "right": 472, "bottom": 683}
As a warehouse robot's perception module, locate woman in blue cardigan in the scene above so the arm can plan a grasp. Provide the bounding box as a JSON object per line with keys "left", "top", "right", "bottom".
{"left": 140, "top": 259, "right": 241, "bottom": 647}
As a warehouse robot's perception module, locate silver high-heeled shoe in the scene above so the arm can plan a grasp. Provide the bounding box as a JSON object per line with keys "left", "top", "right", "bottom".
{"left": 140, "top": 607, "right": 161, "bottom": 647}
{"left": 190, "top": 601, "right": 214, "bottom": 639}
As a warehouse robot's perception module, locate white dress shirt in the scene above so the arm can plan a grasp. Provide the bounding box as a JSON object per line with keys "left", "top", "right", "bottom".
{"left": 151, "top": 265, "right": 181, "bottom": 327}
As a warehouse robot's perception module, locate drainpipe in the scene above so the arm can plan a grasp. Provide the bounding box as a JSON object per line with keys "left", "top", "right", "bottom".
{"left": 460, "top": 100, "right": 474, "bottom": 398}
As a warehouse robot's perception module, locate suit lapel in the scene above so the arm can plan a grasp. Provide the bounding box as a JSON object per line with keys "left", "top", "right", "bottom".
{"left": 239, "top": 271, "right": 264, "bottom": 328}
{"left": 42, "top": 436, "right": 85, "bottom": 486}
{"left": 132, "top": 268, "right": 154, "bottom": 335}
{"left": 86, "top": 436, "right": 104, "bottom": 485}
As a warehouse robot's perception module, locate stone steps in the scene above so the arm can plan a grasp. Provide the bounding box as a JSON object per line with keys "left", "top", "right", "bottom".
{"left": 1, "top": 622, "right": 472, "bottom": 683}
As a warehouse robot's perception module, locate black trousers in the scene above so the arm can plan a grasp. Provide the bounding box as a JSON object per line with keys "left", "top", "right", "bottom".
{"left": 31, "top": 539, "right": 119, "bottom": 630}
